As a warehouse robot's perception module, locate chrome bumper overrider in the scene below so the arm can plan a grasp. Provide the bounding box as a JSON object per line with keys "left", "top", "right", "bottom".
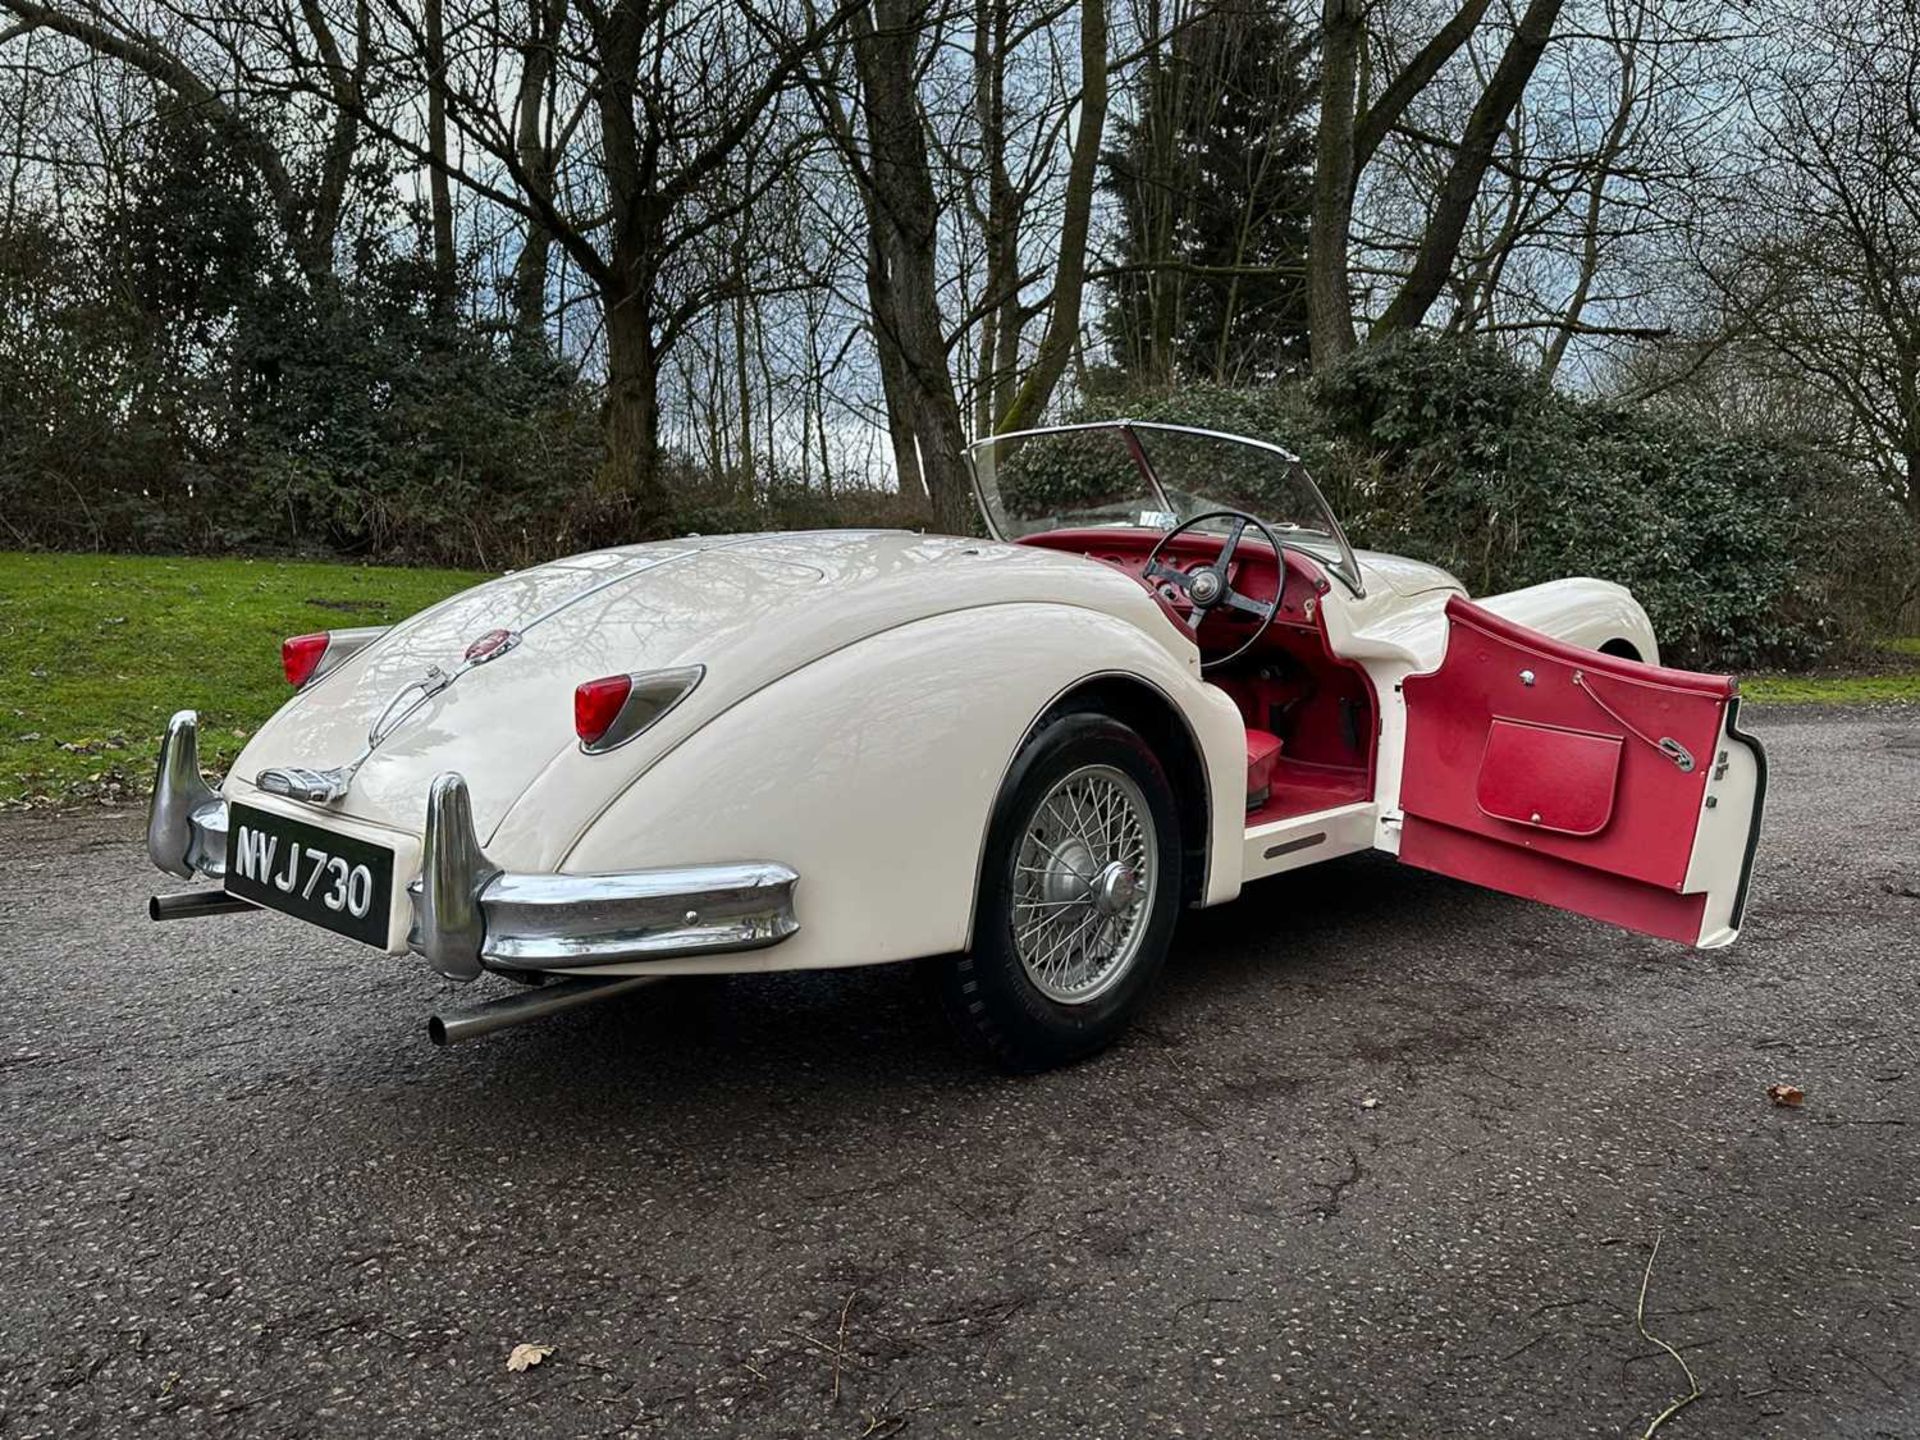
{"left": 148, "top": 712, "right": 801, "bottom": 983}
{"left": 408, "top": 774, "right": 801, "bottom": 981}
{"left": 148, "top": 711, "right": 230, "bottom": 879}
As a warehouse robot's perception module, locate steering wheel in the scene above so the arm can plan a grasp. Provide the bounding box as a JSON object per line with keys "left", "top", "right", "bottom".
{"left": 1143, "top": 510, "right": 1284, "bottom": 670}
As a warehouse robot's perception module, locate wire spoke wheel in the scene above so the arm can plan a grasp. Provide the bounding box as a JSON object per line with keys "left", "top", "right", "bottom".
{"left": 1011, "top": 763, "right": 1157, "bottom": 1005}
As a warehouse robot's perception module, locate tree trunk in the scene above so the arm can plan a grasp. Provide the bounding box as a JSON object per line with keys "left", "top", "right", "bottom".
{"left": 996, "top": 0, "right": 1109, "bottom": 433}
{"left": 1350, "top": 0, "right": 1491, "bottom": 183}
{"left": 601, "top": 276, "right": 666, "bottom": 524}
{"left": 587, "top": 2, "right": 671, "bottom": 521}
{"left": 1905, "top": 446, "right": 1920, "bottom": 534}
{"left": 1372, "top": 0, "right": 1566, "bottom": 339}
{"left": 734, "top": 260, "right": 754, "bottom": 496}
{"left": 509, "top": 0, "right": 566, "bottom": 349}
{"left": 853, "top": 0, "right": 973, "bottom": 533}
{"left": 510, "top": 218, "right": 554, "bottom": 351}
{"left": 1901, "top": 360, "right": 1920, "bottom": 540}
{"left": 298, "top": 0, "right": 369, "bottom": 288}
{"left": 972, "top": 0, "right": 1022, "bottom": 430}
{"left": 868, "top": 231, "right": 930, "bottom": 506}
{"left": 423, "top": 0, "right": 456, "bottom": 316}
{"left": 1308, "top": 0, "right": 1363, "bottom": 369}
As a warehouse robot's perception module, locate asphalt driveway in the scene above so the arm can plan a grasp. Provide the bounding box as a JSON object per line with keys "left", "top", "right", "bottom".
{"left": 2, "top": 708, "right": 1915, "bottom": 1437}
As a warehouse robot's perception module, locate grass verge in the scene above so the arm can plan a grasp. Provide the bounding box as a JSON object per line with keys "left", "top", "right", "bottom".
{"left": 1742, "top": 671, "right": 1920, "bottom": 705}
{"left": 1743, "top": 635, "right": 1920, "bottom": 705}
{"left": 1, "top": 552, "right": 487, "bottom": 807}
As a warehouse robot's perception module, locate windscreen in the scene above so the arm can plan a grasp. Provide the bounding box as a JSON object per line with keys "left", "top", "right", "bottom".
{"left": 969, "top": 425, "right": 1176, "bottom": 538}
{"left": 969, "top": 421, "right": 1362, "bottom": 592}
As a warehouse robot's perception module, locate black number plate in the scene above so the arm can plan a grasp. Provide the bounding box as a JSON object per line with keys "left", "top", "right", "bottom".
{"left": 225, "top": 802, "right": 395, "bottom": 948}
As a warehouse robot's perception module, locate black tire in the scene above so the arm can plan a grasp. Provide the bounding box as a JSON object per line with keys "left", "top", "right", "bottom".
{"left": 930, "top": 708, "right": 1184, "bottom": 1072}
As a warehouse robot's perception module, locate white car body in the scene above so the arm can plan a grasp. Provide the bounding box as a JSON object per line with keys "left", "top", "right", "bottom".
{"left": 146, "top": 423, "right": 1764, "bottom": 1052}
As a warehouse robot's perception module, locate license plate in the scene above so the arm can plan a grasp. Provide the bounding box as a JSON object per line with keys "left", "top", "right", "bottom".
{"left": 226, "top": 802, "right": 395, "bottom": 948}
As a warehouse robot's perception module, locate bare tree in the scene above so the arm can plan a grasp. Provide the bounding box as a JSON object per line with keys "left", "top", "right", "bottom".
{"left": 260, "top": 0, "right": 868, "bottom": 515}
{"left": 0, "top": 0, "right": 374, "bottom": 285}
{"left": 994, "top": 0, "right": 1106, "bottom": 430}
{"left": 1710, "top": 3, "right": 1920, "bottom": 536}
{"left": 1309, "top": 0, "right": 1492, "bottom": 366}
{"left": 845, "top": 0, "right": 974, "bottom": 529}
{"left": 1307, "top": 0, "right": 1572, "bottom": 365}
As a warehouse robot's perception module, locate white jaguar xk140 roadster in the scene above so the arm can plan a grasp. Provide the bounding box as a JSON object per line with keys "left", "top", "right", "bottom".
{"left": 147, "top": 423, "right": 1766, "bottom": 1069}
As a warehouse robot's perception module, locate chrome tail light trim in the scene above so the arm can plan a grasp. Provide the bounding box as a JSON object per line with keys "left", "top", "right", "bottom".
{"left": 301, "top": 625, "right": 390, "bottom": 688}
{"left": 580, "top": 665, "right": 705, "bottom": 754}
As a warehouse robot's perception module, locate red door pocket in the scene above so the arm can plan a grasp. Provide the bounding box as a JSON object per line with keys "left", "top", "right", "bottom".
{"left": 1474, "top": 719, "right": 1622, "bottom": 837}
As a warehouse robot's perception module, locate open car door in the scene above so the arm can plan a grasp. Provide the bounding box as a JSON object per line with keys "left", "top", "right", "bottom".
{"left": 1398, "top": 598, "right": 1767, "bottom": 948}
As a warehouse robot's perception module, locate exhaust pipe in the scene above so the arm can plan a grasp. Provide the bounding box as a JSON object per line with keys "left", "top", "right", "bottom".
{"left": 150, "top": 891, "right": 259, "bottom": 922}
{"left": 427, "top": 974, "right": 662, "bottom": 1048}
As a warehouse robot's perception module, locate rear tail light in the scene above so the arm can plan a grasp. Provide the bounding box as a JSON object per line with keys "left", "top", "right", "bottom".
{"left": 280, "top": 626, "right": 388, "bottom": 689}
{"left": 574, "top": 666, "right": 704, "bottom": 752}
{"left": 282, "top": 634, "right": 330, "bottom": 687}
{"left": 574, "top": 675, "right": 634, "bottom": 747}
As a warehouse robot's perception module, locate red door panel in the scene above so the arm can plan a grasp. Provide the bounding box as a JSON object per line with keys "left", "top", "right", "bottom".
{"left": 1475, "top": 719, "right": 1622, "bottom": 837}
{"left": 1399, "top": 597, "right": 1766, "bottom": 947}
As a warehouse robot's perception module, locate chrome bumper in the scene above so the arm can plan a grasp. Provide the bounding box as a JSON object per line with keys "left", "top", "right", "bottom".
{"left": 408, "top": 774, "right": 801, "bottom": 980}
{"left": 147, "top": 711, "right": 230, "bottom": 879}
{"left": 149, "top": 719, "right": 800, "bottom": 981}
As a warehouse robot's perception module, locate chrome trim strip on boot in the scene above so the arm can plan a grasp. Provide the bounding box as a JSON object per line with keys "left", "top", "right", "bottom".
{"left": 406, "top": 773, "right": 801, "bottom": 978}
{"left": 147, "top": 710, "right": 231, "bottom": 879}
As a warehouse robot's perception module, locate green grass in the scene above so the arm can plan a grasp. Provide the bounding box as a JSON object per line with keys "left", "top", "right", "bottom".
{"left": 1742, "top": 672, "right": 1920, "bottom": 705}
{"left": 1742, "top": 634, "right": 1920, "bottom": 705}
{"left": 0, "top": 553, "right": 488, "bottom": 807}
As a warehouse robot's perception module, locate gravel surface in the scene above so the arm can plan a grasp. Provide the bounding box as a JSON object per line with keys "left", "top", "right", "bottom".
{"left": 2, "top": 708, "right": 1916, "bottom": 1438}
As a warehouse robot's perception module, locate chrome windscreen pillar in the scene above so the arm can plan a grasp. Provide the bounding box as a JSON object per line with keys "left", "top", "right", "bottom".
{"left": 146, "top": 710, "right": 229, "bottom": 879}
{"left": 411, "top": 773, "right": 498, "bottom": 982}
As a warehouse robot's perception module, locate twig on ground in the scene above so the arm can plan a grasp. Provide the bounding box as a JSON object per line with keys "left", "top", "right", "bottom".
{"left": 1635, "top": 1233, "right": 1704, "bottom": 1440}
{"left": 833, "top": 1289, "right": 857, "bottom": 1405}
{"left": 1498, "top": 1332, "right": 1547, "bottom": 1363}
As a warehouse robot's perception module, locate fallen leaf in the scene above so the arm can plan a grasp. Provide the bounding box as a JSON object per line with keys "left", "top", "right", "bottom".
{"left": 1767, "top": 1083, "right": 1804, "bottom": 1108}
{"left": 506, "top": 1343, "right": 554, "bottom": 1373}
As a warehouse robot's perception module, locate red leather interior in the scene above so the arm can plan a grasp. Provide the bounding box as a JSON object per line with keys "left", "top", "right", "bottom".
{"left": 1399, "top": 596, "right": 1734, "bottom": 944}
{"left": 1474, "top": 719, "right": 1622, "bottom": 837}
{"left": 1019, "top": 526, "right": 1376, "bottom": 826}
{"left": 1244, "top": 728, "right": 1283, "bottom": 800}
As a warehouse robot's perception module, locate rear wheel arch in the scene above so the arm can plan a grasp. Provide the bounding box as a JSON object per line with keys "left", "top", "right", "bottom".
{"left": 1031, "top": 675, "right": 1211, "bottom": 908}
{"left": 939, "top": 706, "right": 1186, "bottom": 1070}
{"left": 1599, "top": 637, "right": 1644, "bottom": 662}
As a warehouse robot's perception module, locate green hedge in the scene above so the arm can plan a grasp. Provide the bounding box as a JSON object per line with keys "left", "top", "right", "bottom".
{"left": 1075, "top": 334, "right": 1913, "bottom": 670}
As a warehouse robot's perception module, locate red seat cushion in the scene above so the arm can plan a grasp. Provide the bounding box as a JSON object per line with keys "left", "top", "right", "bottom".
{"left": 1245, "top": 728, "right": 1283, "bottom": 800}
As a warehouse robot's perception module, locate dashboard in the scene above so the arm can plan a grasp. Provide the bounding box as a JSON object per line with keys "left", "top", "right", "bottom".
{"left": 1016, "top": 526, "right": 1332, "bottom": 639}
